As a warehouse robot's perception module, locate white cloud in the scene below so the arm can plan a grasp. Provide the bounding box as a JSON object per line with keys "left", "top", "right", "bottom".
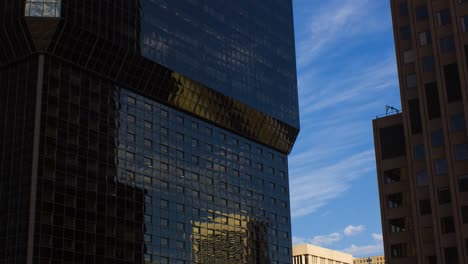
{"left": 344, "top": 225, "right": 365, "bottom": 236}
{"left": 342, "top": 233, "right": 384, "bottom": 257}
{"left": 372, "top": 233, "right": 383, "bottom": 241}
{"left": 293, "top": 232, "right": 343, "bottom": 246}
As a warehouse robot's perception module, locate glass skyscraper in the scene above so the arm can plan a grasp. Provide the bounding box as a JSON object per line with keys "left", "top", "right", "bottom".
{"left": 0, "top": 1, "right": 299, "bottom": 263}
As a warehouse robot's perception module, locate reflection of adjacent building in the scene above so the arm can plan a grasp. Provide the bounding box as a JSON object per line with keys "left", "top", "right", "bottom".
{"left": 1, "top": 0, "right": 299, "bottom": 263}
{"left": 293, "top": 244, "right": 353, "bottom": 264}
{"left": 354, "top": 255, "right": 385, "bottom": 264}
{"left": 192, "top": 213, "right": 269, "bottom": 264}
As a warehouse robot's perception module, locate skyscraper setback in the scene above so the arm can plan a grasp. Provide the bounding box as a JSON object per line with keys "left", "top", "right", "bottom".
{"left": 0, "top": 1, "right": 299, "bottom": 263}
{"left": 373, "top": 1, "right": 468, "bottom": 263}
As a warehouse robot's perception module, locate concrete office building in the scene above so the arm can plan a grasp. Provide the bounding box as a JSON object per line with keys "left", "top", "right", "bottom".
{"left": 0, "top": 0, "right": 299, "bottom": 263}
{"left": 373, "top": 0, "right": 468, "bottom": 263}
{"left": 353, "top": 255, "right": 386, "bottom": 264}
{"left": 292, "top": 244, "right": 353, "bottom": 264}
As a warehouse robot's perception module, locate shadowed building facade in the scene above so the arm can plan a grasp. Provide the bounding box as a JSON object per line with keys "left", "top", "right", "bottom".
{"left": 0, "top": 0, "right": 299, "bottom": 263}
{"left": 373, "top": 0, "right": 468, "bottom": 263}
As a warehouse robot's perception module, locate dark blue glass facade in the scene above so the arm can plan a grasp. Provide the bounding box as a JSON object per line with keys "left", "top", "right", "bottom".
{"left": 0, "top": 0, "right": 299, "bottom": 263}
{"left": 140, "top": 0, "right": 299, "bottom": 127}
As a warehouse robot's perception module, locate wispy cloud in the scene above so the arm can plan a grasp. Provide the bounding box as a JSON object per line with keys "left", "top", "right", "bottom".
{"left": 293, "top": 232, "right": 343, "bottom": 247}
{"left": 341, "top": 233, "right": 384, "bottom": 257}
{"left": 290, "top": 150, "right": 375, "bottom": 218}
{"left": 296, "top": 0, "right": 391, "bottom": 68}
{"left": 344, "top": 225, "right": 365, "bottom": 236}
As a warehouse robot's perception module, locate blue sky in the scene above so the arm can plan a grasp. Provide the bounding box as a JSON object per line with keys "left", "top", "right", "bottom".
{"left": 290, "top": 0, "right": 402, "bottom": 258}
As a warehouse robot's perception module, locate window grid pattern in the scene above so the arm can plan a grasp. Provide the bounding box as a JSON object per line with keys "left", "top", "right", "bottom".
{"left": 25, "top": 0, "right": 61, "bottom": 17}
{"left": 34, "top": 57, "right": 292, "bottom": 264}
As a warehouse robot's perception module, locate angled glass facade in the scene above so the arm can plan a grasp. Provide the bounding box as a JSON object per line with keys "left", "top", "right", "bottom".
{"left": 0, "top": 0, "right": 299, "bottom": 263}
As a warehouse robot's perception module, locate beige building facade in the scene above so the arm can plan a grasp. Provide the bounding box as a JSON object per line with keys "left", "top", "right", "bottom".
{"left": 293, "top": 244, "right": 353, "bottom": 264}
{"left": 353, "top": 255, "right": 386, "bottom": 264}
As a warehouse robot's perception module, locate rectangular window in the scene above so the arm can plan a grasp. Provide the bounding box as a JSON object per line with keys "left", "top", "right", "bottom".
{"left": 437, "top": 10, "right": 452, "bottom": 26}
{"left": 444, "top": 63, "right": 462, "bottom": 102}
{"left": 413, "top": 144, "right": 425, "bottom": 160}
{"left": 379, "top": 124, "right": 406, "bottom": 159}
{"left": 391, "top": 243, "right": 408, "bottom": 258}
{"left": 440, "top": 36, "right": 455, "bottom": 53}
{"left": 400, "top": 25, "right": 411, "bottom": 40}
{"left": 462, "top": 206, "right": 468, "bottom": 223}
{"left": 399, "top": 2, "right": 408, "bottom": 16}
{"left": 384, "top": 168, "right": 406, "bottom": 184}
{"left": 462, "top": 16, "right": 468, "bottom": 32}
{"left": 441, "top": 216, "right": 455, "bottom": 233}
{"left": 388, "top": 218, "right": 409, "bottom": 232}
{"left": 406, "top": 73, "right": 417, "bottom": 88}
{"left": 438, "top": 187, "right": 451, "bottom": 204}
{"left": 403, "top": 50, "right": 414, "bottom": 63}
{"left": 419, "top": 199, "right": 432, "bottom": 215}
{"left": 415, "top": 5, "right": 428, "bottom": 20}
{"left": 408, "top": 99, "right": 422, "bottom": 134}
{"left": 444, "top": 247, "right": 458, "bottom": 264}
{"left": 416, "top": 170, "right": 428, "bottom": 186}
{"left": 431, "top": 129, "right": 444, "bottom": 147}
{"left": 388, "top": 193, "right": 404, "bottom": 208}
{"left": 450, "top": 113, "right": 465, "bottom": 132}
{"left": 419, "top": 31, "right": 432, "bottom": 46}
{"left": 425, "top": 82, "right": 441, "bottom": 120}
{"left": 25, "top": 0, "right": 61, "bottom": 17}
{"left": 459, "top": 175, "right": 468, "bottom": 192}
{"left": 455, "top": 144, "right": 468, "bottom": 160}
{"left": 434, "top": 159, "right": 448, "bottom": 175}
{"left": 422, "top": 56, "right": 434, "bottom": 72}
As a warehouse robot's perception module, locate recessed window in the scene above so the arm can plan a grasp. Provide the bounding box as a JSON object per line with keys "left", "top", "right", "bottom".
{"left": 422, "top": 56, "right": 434, "bottom": 72}
{"left": 418, "top": 31, "right": 432, "bottom": 46}
{"left": 437, "top": 10, "right": 452, "bottom": 26}
{"left": 399, "top": 2, "right": 409, "bottom": 16}
{"left": 462, "top": 206, "right": 468, "bottom": 223}
{"left": 25, "top": 0, "right": 61, "bottom": 17}
{"left": 416, "top": 170, "right": 428, "bottom": 186}
{"left": 461, "top": 16, "right": 468, "bottom": 32}
{"left": 388, "top": 193, "right": 404, "bottom": 208}
{"left": 413, "top": 144, "right": 425, "bottom": 160}
{"left": 434, "top": 159, "right": 448, "bottom": 175}
{"left": 441, "top": 216, "right": 455, "bottom": 233}
{"left": 385, "top": 168, "right": 404, "bottom": 184}
{"left": 406, "top": 73, "right": 417, "bottom": 88}
{"left": 415, "top": 5, "right": 428, "bottom": 21}
{"left": 440, "top": 36, "right": 455, "bottom": 53}
{"left": 431, "top": 129, "right": 444, "bottom": 147}
{"left": 391, "top": 243, "right": 408, "bottom": 258}
{"left": 127, "top": 96, "right": 136, "bottom": 105}
{"left": 419, "top": 199, "right": 432, "bottom": 215}
{"left": 400, "top": 25, "right": 411, "bottom": 40}
{"left": 455, "top": 144, "right": 468, "bottom": 160}
{"left": 459, "top": 175, "right": 468, "bottom": 192}
{"left": 438, "top": 187, "right": 451, "bottom": 204}
{"left": 444, "top": 64, "right": 462, "bottom": 102}
{"left": 450, "top": 113, "right": 465, "bottom": 132}
{"left": 403, "top": 49, "right": 414, "bottom": 63}
{"left": 127, "top": 114, "right": 136, "bottom": 123}
{"left": 388, "top": 218, "right": 409, "bottom": 232}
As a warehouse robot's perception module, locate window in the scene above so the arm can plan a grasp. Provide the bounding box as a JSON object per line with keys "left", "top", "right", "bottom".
{"left": 400, "top": 25, "right": 411, "bottom": 40}
{"left": 422, "top": 227, "right": 434, "bottom": 243}
{"left": 440, "top": 36, "right": 455, "bottom": 53}
{"left": 403, "top": 50, "right": 414, "bottom": 63}
{"left": 413, "top": 144, "right": 425, "bottom": 160}
{"left": 425, "top": 82, "right": 441, "bottom": 120}
{"left": 462, "top": 206, "right": 468, "bottom": 223}
{"left": 415, "top": 5, "right": 428, "bottom": 20}
{"left": 444, "top": 247, "right": 458, "bottom": 263}
{"left": 455, "top": 144, "right": 468, "bottom": 160}
{"left": 391, "top": 243, "right": 408, "bottom": 258}
{"left": 399, "top": 2, "right": 408, "bottom": 16}
{"left": 128, "top": 96, "right": 136, "bottom": 105}
{"left": 144, "top": 103, "right": 152, "bottom": 112}
{"left": 144, "top": 138, "right": 152, "bottom": 148}
{"left": 144, "top": 157, "right": 153, "bottom": 167}
{"left": 438, "top": 187, "right": 451, "bottom": 204}
{"left": 422, "top": 56, "right": 434, "bottom": 72}
{"left": 388, "top": 218, "right": 409, "bottom": 232}
{"left": 434, "top": 159, "right": 448, "bottom": 175}
{"left": 408, "top": 99, "right": 422, "bottom": 134}
{"left": 437, "top": 10, "right": 452, "bottom": 26}
{"left": 419, "top": 31, "right": 432, "bottom": 46}
{"left": 444, "top": 64, "right": 462, "bottom": 102}
{"left": 144, "top": 120, "right": 152, "bottom": 129}
{"left": 388, "top": 193, "right": 404, "bottom": 208}
{"left": 462, "top": 16, "right": 468, "bottom": 32}
{"left": 385, "top": 168, "right": 405, "bottom": 184}
{"left": 127, "top": 114, "right": 136, "bottom": 123}
{"left": 431, "top": 129, "right": 444, "bottom": 147}
{"left": 419, "top": 199, "right": 432, "bottom": 215}
{"left": 379, "top": 124, "right": 406, "bottom": 159}
{"left": 450, "top": 113, "right": 465, "bottom": 132}
{"left": 459, "top": 175, "right": 468, "bottom": 192}
{"left": 441, "top": 216, "right": 455, "bottom": 233}
{"left": 25, "top": 0, "right": 61, "bottom": 17}
{"left": 406, "top": 73, "right": 417, "bottom": 88}
{"left": 416, "top": 170, "right": 428, "bottom": 186}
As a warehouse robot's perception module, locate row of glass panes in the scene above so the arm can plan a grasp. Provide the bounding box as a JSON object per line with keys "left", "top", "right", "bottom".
{"left": 25, "top": 0, "right": 61, "bottom": 17}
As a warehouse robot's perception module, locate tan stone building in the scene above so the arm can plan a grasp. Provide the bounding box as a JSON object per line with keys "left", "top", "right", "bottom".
{"left": 293, "top": 244, "right": 353, "bottom": 264}
{"left": 373, "top": 1, "right": 468, "bottom": 263}
{"left": 353, "top": 255, "right": 386, "bottom": 264}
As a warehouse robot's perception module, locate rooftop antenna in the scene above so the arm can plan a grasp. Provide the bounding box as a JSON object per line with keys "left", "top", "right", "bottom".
{"left": 386, "top": 105, "right": 400, "bottom": 115}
